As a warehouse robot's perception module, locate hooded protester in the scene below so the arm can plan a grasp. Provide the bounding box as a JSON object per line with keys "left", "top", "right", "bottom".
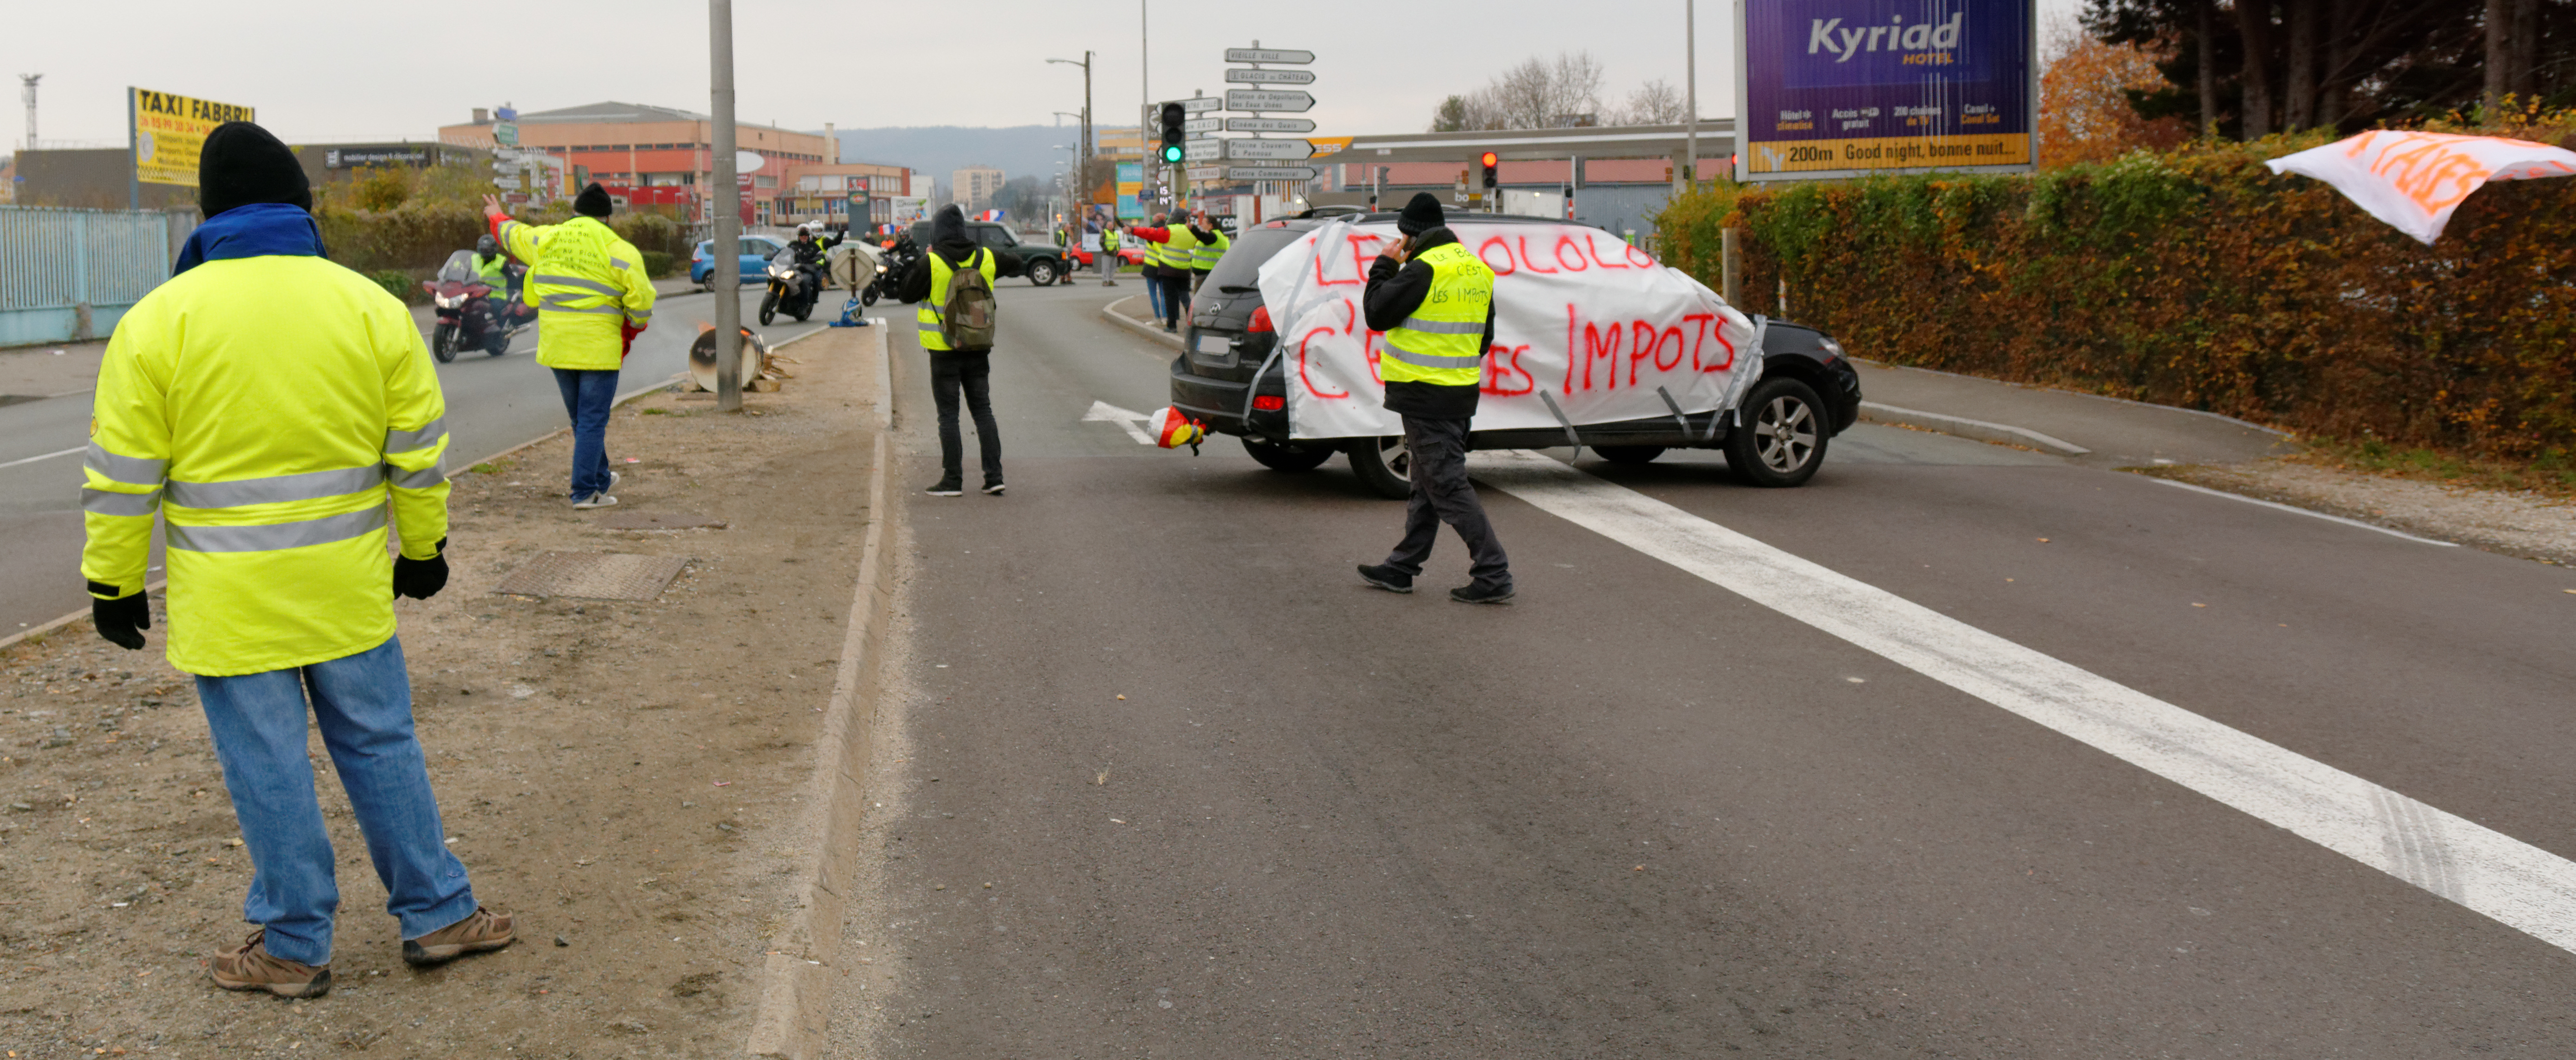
{"left": 84, "top": 120, "right": 513, "bottom": 999}
{"left": 897, "top": 204, "right": 1023, "bottom": 496}
{"left": 1126, "top": 211, "right": 1199, "bottom": 331}
{"left": 1354, "top": 193, "right": 1514, "bottom": 604}
{"left": 482, "top": 183, "right": 655, "bottom": 509}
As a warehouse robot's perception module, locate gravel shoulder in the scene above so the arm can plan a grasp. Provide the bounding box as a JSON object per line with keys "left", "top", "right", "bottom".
{"left": 2145, "top": 459, "right": 2576, "bottom": 566}
{"left": 0, "top": 323, "right": 882, "bottom": 1057}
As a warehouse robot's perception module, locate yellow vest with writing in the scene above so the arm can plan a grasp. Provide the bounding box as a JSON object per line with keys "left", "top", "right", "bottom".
{"left": 1379, "top": 241, "right": 1493, "bottom": 387}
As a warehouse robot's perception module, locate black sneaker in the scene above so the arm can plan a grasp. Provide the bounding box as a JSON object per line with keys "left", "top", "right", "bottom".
{"left": 1356, "top": 564, "right": 1414, "bottom": 594}
{"left": 981, "top": 480, "right": 1005, "bottom": 496}
{"left": 924, "top": 479, "right": 963, "bottom": 497}
{"left": 1449, "top": 582, "right": 1515, "bottom": 605}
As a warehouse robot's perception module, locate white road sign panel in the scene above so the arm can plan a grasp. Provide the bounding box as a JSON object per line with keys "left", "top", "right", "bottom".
{"left": 1223, "top": 139, "right": 1315, "bottom": 161}
{"left": 1225, "top": 69, "right": 1317, "bottom": 85}
{"left": 1226, "top": 117, "right": 1316, "bottom": 133}
{"left": 1225, "top": 89, "right": 1315, "bottom": 112}
{"left": 1174, "top": 96, "right": 1223, "bottom": 114}
{"left": 1225, "top": 166, "right": 1317, "bottom": 181}
{"left": 1185, "top": 138, "right": 1226, "bottom": 162}
{"left": 1183, "top": 117, "right": 1222, "bottom": 134}
{"left": 1186, "top": 166, "right": 1225, "bottom": 181}
{"left": 1224, "top": 48, "right": 1316, "bottom": 64}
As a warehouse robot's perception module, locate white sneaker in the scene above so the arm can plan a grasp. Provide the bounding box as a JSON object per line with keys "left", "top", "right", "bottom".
{"left": 609, "top": 470, "right": 622, "bottom": 490}
{"left": 572, "top": 492, "right": 619, "bottom": 509}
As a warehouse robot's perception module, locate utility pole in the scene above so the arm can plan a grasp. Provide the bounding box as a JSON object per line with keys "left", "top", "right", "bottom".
{"left": 18, "top": 74, "right": 37, "bottom": 151}
{"left": 1141, "top": 0, "right": 1150, "bottom": 218}
{"left": 1047, "top": 52, "right": 1094, "bottom": 220}
{"left": 709, "top": 0, "right": 744, "bottom": 412}
{"left": 1683, "top": 0, "right": 1697, "bottom": 190}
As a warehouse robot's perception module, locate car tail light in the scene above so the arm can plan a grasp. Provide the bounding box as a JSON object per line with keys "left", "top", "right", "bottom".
{"left": 1247, "top": 305, "right": 1274, "bottom": 333}
{"left": 1252, "top": 395, "right": 1284, "bottom": 411}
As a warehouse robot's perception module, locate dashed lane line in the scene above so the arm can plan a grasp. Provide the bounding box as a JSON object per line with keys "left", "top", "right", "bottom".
{"left": 1474, "top": 449, "right": 2576, "bottom": 956}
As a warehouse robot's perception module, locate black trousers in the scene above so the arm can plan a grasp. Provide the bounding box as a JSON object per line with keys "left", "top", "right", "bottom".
{"left": 1382, "top": 415, "right": 1511, "bottom": 590}
{"left": 1156, "top": 272, "right": 1191, "bottom": 327}
{"left": 929, "top": 351, "right": 1002, "bottom": 484}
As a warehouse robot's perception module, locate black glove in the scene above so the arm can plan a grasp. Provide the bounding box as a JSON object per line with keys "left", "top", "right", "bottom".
{"left": 394, "top": 537, "right": 449, "bottom": 600}
{"left": 89, "top": 581, "right": 150, "bottom": 650}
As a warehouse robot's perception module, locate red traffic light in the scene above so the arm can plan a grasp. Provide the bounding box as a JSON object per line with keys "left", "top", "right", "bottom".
{"left": 1480, "top": 151, "right": 1498, "bottom": 167}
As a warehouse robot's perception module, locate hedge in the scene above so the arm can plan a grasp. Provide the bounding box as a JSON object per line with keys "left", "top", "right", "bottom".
{"left": 314, "top": 205, "right": 694, "bottom": 300}
{"left": 1656, "top": 130, "right": 2576, "bottom": 461}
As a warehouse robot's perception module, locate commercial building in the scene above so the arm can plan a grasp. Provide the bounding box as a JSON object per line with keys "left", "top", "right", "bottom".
{"left": 776, "top": 162, "right": 919, "bottom": 229}
{"left": 439, "top": 101, "right": 831, "bottom": 226}
{"left": 951, "top": 165, "right": 1004, "bottom": 212}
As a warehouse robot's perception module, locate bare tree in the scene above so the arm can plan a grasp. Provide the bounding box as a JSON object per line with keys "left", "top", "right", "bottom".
{"left": 1607, "top": 78, "right": 1690, "bottom": 124}
{"left": 1429, "top": 51, "right": 1610, "bottom": 131}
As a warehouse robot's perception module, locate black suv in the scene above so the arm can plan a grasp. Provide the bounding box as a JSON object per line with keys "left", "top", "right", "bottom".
{"left": 905, "top": 220, "right": 1072, "bottom": 286}
{"left": 1169, "top": 211, "right": 1864, "bottom": 498}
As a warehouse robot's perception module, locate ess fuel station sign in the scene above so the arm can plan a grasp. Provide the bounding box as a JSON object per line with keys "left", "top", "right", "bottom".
{"left": 1734, "top": 0, "right": 2034, "bottom": 180}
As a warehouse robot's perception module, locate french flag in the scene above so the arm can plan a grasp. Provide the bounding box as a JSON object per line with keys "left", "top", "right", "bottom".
{"left": 975, "top": 208, "right": 1006, "bottom": 222}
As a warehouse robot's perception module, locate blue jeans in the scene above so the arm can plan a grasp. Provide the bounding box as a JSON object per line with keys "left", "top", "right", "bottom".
{"left": 552, "top": 367, "right": 619, "bottom": 498}
{"left": 1145, "top": 269, "right": 1166, "bottom": 319}
{"left": 195, "top": 636, "right": 477, "bottom": 965}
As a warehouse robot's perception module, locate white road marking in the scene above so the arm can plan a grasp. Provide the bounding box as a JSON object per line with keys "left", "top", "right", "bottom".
{"left": 2145, "top": 476, "right": 2458, "bottom": 547}
{"left": 1473, "top": 449, "right": 2576, "bottom": 955}
{"left": 1083, "top": 401, "right": 1155, "bottom": 445}
{"left": 0, "top": 446, "right": 84, "bottom": 471}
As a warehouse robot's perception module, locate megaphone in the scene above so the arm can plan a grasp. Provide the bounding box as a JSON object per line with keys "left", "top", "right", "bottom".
{"left": 1147, "top": 407, "right": 1206, "bottom": 455}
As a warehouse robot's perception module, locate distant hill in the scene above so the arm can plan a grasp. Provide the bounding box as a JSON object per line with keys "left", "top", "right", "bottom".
{"left": 813, "top": 126, "right": 1085, "bottom": 188}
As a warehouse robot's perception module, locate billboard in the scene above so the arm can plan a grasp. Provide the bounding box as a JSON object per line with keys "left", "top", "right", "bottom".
{"left": 1733, "top": 0, "right": 2034, "bottom": 181}
{"left": 130, "top": 87, "right": 256, "bottom": 188}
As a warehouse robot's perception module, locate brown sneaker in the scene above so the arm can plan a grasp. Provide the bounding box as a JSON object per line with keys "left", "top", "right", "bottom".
{"left": 403, "top": 906, "right": 515, "bottom": 967}
{"left": 209, "top": 929, "right": 332, "bottom": 998}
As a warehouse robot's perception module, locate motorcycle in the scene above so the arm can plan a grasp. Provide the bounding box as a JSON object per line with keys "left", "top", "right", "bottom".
{"left": 865, "top": 237, "right": 920, "bottom": 308}
{"left": 759, "top": 247, "right": 824, "bottom": 326}
{"left": 421, "top": 250, "right": 534, "bottom": 362}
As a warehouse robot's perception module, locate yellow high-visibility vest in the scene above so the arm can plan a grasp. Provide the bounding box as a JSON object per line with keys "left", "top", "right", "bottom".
{"left": 1378, "top": 241, "right": 1494, "bottom": 388}
{"left": 82, "top": 256, "right": 450, "bottom": 676}
{"left": 495, "top": 215, "right": 656, "bottom": 371}
{"left": 1191, "top": 227, "right": 1229, "bottom": 271}
{"left": 916, "top": 247, "right": 998, "bottom": 353}
{"left": 1157, "top": 225, "right": 1199, "bottom": 270}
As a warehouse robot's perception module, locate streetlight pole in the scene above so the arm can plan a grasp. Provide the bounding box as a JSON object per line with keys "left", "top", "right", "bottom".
{"left": 709, "top": 0, "right": 743, "bottom": 412}
{"left": 1048, "top": 52, "right": 1095, "bottom": 226}
{"left": 1684, "top": 0, "right": 1698, "bottom": 190}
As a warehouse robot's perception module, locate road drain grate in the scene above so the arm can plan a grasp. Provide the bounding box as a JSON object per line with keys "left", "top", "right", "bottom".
{"left": 492, "top": 551, "right": 692, "bottom": 601}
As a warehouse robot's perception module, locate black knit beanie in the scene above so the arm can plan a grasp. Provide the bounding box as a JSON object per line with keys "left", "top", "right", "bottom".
{"left": 197, "top": 122, "right": 311, "bottom": 219}
{"left": 573, "top": 182, "right": 614, "bottom": 218}
{"left": 1397, "top": 191, "right": 1444, "bottom": 236}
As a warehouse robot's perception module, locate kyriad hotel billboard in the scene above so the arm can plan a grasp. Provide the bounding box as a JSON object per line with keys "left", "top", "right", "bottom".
{"left": 1734, "top": 0, "right": 2035, "bottom": 181}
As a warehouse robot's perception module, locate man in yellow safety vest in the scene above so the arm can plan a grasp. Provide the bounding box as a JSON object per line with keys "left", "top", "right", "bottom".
{"left": 1127, "top": 215, "right": 1199, "bottom": 332}
{"left": 1186, "top": 211, "right": 1229, "bottom": 294}
{"left": 1354, "top": 193, "right": 1514, "bottom": 604}
{"left": 896, "top": 204, "right": 1020, "bottom": 496}
{"left": 83, "top": 121, "right": 513, "bottom": 999}
{"left": 1097, "top": 220, "right": 1121, "bottom": 286}
{"left": 481, "top": 184, "right": 655, "bottom": 509}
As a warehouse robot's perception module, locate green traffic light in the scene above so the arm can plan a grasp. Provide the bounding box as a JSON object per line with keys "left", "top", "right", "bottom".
{"left": 1162, "top": 145, "right": 1184, "bottom": 163}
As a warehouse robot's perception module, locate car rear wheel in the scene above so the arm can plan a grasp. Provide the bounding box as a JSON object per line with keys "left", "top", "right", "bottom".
{"left": 1243, "top": 439, "right": 1334, "bottom": 473}
{"left": 1726, "top": 377, "right": 1829, "bottom": 487}
{"left": 1026, "top": 259, "right": 1060, "bottom": 286}
{"left": 1346, "top": 435, "right": 1413, "bottom": 499}
{"left": 1594, "top": 445, "right": 1666, "bottom": 465}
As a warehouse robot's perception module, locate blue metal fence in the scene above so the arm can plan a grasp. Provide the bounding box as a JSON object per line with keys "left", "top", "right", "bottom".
{"left": 0, "top": 205, "right": 176, "bottom": 347}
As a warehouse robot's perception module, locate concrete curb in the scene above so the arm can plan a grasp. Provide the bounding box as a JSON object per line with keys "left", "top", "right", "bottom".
{"left": 1101, "top": 296, "right": 1184, "bottom": 350}
{"left": 1859, "top": 401, "right": 2092, "bottom": 457}
{"left": 1851, "top": 358, "right": 2293, "bottom": 439}
{"left": 744, "top": 322, "right": 900, "bottom": 1059}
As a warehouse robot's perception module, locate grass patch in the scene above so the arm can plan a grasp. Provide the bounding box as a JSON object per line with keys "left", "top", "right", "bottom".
{"left": 641, "top": 408, "right": 672, "bottom": 416}
{"left": 468, "top": 463, "right": 501, "bottom": 474}
{"left": 2292, "top": 436, "right": 2576, "bottom": 500}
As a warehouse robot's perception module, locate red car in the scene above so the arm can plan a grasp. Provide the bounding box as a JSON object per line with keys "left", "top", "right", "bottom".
{"left": 1064, "top": 244, "right": 1148, "bottom": 268}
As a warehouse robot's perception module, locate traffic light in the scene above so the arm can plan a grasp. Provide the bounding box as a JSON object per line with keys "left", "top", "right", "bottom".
{"left": 1480, "top": 151, "right": 1499, "bottom": 189}
{"left": 1159, "top": 103, "right": 1186, "bottom": 164}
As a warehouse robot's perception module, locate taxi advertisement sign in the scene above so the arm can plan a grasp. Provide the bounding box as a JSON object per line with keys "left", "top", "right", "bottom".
{"left": 131, "top": 87, "right": 256, "bottom": 188}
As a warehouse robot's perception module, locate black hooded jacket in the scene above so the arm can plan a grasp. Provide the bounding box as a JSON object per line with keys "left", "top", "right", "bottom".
{"left": 1363, "top": 226, "right": 1496, "bottom": 419}
{"left": 897, "top": 205, "right": 1022, "bottom": 306}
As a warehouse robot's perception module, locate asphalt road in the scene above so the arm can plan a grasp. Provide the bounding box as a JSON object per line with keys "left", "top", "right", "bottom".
{"left": 0, "top": 284, "right": 831, "bottom": 636}
{"left": 831, "top": 281, "right": 2576, "bottom": 1056}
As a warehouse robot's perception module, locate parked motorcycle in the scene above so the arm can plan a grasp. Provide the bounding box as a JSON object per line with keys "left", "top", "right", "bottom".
{"left": 421, "top": 250, "right": 534, "bottom": 361}
{"left": 759, "top": 246, "right": 823, "bottom": 326}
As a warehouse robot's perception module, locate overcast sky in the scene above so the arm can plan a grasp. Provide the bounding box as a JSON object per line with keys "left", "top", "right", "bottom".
{"left": 5, "top": 0, "right": 2086, "bottom": 151}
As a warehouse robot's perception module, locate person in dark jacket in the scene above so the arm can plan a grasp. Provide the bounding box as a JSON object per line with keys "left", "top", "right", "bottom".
{"left": 1355, "top": 193, "right": 1512, "bottom": 604}
{"left": 897, "top": 205, "right": 1023, "bottom": 495}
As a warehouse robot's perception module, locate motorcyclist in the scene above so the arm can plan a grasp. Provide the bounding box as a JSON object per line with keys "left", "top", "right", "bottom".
{"left": 472, "top": 234, "right": 518, "bottom": 303}
{"left": 789, "top": 224, "right": 839, "bottom": 291}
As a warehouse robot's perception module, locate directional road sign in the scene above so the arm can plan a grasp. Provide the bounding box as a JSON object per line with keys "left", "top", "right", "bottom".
{"left": 1226, "top": 117, "right": 1316, "bottom": 133}
{"left": 1183, "top": 117, "right": 1222, "bottom": 134}
{"left": 1224, "top": 48, "right": 1315, "bottom": 64}
{"left": 1225, "top": 68, "right": 1316, "bottom": 85}
{"left": 1184, "top": 138, "right": 1225, "bottom": 162}
{"left": 1223, "top": 138, "right": 1315, "bottom": 161}
{"left": 1225, "top": 89, "right": 1315, "bottom": 112}
{"left": 1225, "top": 166, "right": 1318, "bottom": 182}
{"left": 1173, "top": 96, "right": 1222, "bottom": 114}
{"left": 1186, "top": 166, "right": 1225, "bottom": 182}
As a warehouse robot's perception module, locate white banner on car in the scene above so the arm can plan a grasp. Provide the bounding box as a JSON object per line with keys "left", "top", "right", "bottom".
{"left": 1255, "top": 219, "right": 1762, "bottom": 441}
